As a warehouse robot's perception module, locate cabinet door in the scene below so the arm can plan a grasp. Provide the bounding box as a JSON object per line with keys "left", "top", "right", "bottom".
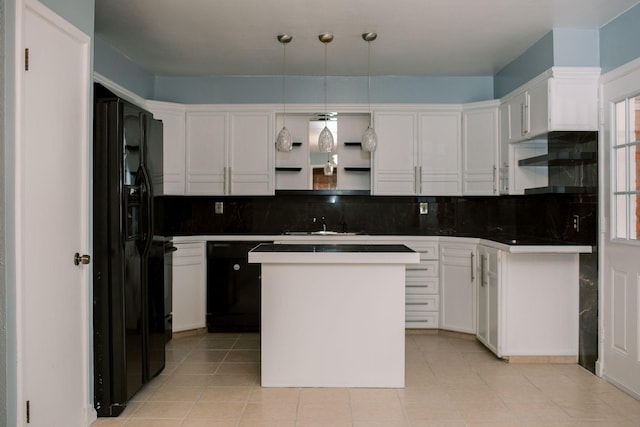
{"left": 419, "top": 111, "right": 462, "bottom": 195}
{"left": 372, "top": 112, "right": 417, "bottom": 195}
{"left": 506, "top": 91, "right": 527, "bottom": 143}
{"left": 526, "top": 79, "right": 549, "bottom": 138}
{"left": 462, "top": 106, "right": 498, "bottom": 195}
{"left": 151, "top": 106, "right": 186, "bottom": 195}
{"left": 185, "top": 111, "right": 227, "bottom": 195}
{"left": 229, "top": 112, "right": 274, "bottom": 195}
{"left": 477, "top": 246, "right": 500, "bottom": 356}
{"left": 440, "top": 244, "right": 476, "bottom": 334}
{"left": 498, "top": 103, "right": 510, "bottom": 194}
{"left": 172, "top": 242, "right": 206, "bottom": 332}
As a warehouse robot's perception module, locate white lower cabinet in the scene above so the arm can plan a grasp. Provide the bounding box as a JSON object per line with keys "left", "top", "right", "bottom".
{"left": 403, "top": 240, "right": 440, "bottom": 328}
{"left": 476, "top": 245, "right": 499, "bottom": 354}
{"left": 476, "top": 245, "right": 580, "bottom": 359}
{"left": 439, "top": 243, "right": 477, "bottom": 334}
{"left": 172, "top": 241, "right": 206, "bottom": 332}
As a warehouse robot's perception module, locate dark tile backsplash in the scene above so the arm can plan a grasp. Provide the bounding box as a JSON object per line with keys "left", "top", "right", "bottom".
{"left": 163, "top": 192, "right": 598, "bottom": 372}
{"left": 163, "top": 193, "right": 597, "bottom": 245}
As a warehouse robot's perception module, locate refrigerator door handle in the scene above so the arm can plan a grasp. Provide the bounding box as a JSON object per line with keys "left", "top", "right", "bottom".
{"left": 139, "top": 165, "right": 154, "bottom": 256}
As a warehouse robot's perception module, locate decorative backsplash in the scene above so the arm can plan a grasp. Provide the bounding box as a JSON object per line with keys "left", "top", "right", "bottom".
{"left": 163, "top": 193, "right": 597, "bottom": 246}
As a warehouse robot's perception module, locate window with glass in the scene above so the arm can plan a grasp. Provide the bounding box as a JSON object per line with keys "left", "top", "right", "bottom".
{"left": 612, "top": 95, "right": 640, "bottom": 240}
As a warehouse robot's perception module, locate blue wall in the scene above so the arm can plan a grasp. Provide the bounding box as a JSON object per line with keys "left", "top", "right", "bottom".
{"left": 39, "top": 0, "right": 93, "bottom": 35}
{"left": 600, "top": 2, "right": 640, "bottom": 73}
{"left": 153, "top": 75, "right": 494, "bottom": 104}
{"left": 94, "top": 35, "right": 155, "bottom": 98}
{"left": 494, "top": 28, "right": 600, "bottom": 98}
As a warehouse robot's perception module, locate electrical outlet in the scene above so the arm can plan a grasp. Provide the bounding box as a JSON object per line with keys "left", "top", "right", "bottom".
{"left": 419, "top": 202, "right": 429, "bottom": 215}
{"left": 215, "top": 201, "right": 224, "bottom": 214}
{"left": 573, "top": 214, "right": 580, "bottom": 231}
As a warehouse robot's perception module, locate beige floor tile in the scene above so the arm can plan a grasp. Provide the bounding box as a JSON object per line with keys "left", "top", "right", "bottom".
{"left": 454, "top": 400, "right": 518, "bottom": 422}
{"left": 147, "top": 385, "right": 204, "bottom": 402}
{"left": 240, "top": 402, "right": 298, "bottom": 421}
{"left": 206, "top": 373, "right": 258, "bottom": 387}
{"left": 249, "top": 387, "right": 301, "bottom": 404}
{"left": 122, "top": 420, "right": 183, "bottom": 427}
{"left": 224, "top": 350, "right": 261, "bottom": 363}
{"left": 296, "top": 402, "right": 352, "bottom": 423}
{"left": 187, "top": 401, "right": 246, "bottom": 419}
{"left": 172, "top": 362, "right": 219, "bottom": 375}
{"left": 298, "top": 388, "right": 350, "bottom": 404}
{"left": 183, "top": 349, "right": 229, "bottom": 363}
{"left": 130, "top": 401, "right": 193, "bottom": 419}
{"left": 199, "top": 386, "right": 253, "bottom": 402}
{"left": 96, "top": 332, "right": 640, "bottom": 426}
{"left": 181, "top": 420, "right": 239, "bottom": 427}
{"left": 90, "top": 419, "right": 126, "bottom": 426}
{"left": 237, "top": 421, "right": 295, "bottom": 427}
{"left": 216, "top": 362, "right": 260, "bottom": 375}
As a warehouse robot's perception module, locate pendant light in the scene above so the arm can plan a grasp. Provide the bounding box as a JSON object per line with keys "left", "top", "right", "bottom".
{"left": 361, "top": 32, "right": 378, "bottom": 152}
{"left": 275, "top": 33, "right": 293, "bottom": 152}
{"left": 317, "top": 33, "right": 335, "bottom": 153}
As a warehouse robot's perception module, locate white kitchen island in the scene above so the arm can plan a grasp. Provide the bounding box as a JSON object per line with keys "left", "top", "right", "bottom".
{"left": 248, "top": 243, "right": 420, "bottom": 388}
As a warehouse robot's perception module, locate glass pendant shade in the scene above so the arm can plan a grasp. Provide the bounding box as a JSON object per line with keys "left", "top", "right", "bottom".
{"left": 275, "top": 126, "right": 293, "bottom": 152}
{"left": 361, "top": 125, "right": 377, "bottom": 152}
{"left": 323, "top": 159, "right": 334, "bottom": 176}
{"left": 318, "top": 125, "right": 335, "bottom": 153}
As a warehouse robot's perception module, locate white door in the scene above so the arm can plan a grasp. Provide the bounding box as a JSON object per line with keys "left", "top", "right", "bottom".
{"left": 419, "top": 111, "right": 462, "bottom": 195}
{"left": 17, "top": 1, "right": 92, "bottom": 425}
{"left": 600, "top": 62, "right": 640, "bottom": 398}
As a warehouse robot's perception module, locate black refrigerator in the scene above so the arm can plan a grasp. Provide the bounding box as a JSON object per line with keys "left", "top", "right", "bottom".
{"left": 93, "top": 83, "right": 173, "bottom": 417}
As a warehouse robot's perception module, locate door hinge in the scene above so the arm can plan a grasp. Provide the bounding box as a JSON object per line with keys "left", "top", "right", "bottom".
{"left": 24, "top": 48, "right": 29, "bottom": 71}
{"left": 26, "top": 400, "right": 30, "bottom": 423}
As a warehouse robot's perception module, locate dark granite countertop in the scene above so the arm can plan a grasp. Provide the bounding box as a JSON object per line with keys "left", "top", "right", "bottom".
{"left": 251, "top": 243, "right": 415, "bottom": 253}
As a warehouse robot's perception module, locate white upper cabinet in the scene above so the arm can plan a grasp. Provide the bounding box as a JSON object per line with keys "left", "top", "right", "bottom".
{"left": 462, "top": 102, "right": 499, "bottom": 195}
{"left": 502, "top": 67, "right": 600, "bottom": 143}
{"left": 229, "top": 112, "right": 274, "bottom": 195}
{"left": 373, "top": 109, "right": 462, "bottom": 196}
{"left": 185, "top": 109, "right": 274, "bottom": 196}
{"left": 419, "top": 110, "right": 462, "bottom": 195}
{"left": 186, "top": 110, "right": 227, "bottom": 195}
{"left": 372, "top": 111, "right": 417, "bottom": 195}
{"left": 146, "top": 101, "right": 186, "bottom": 195}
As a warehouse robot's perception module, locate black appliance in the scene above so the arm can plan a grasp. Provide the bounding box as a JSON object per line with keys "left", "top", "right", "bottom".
{"left": 93, "top": 83, "right": 173, "bottom": 417}
{"left": 206, "top": 242, "right": 266, "bottom": 332}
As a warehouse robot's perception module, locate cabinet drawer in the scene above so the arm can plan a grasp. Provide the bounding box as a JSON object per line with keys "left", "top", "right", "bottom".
{"left": 406, "top": 295, "right": 439, "bottom": 311}
{"left": 406, "top": 261, "right": 439, "bottom": 277}
{"left": 174, "top": 243, "right": 205, "bottom": 263}
{"left": 405, "top": 278, "right": 438, "bottom": 295}
{"left": 406, "top": 313, "right": 439, "bottom": 329}
{"left": 404, "top": 243, "right": 439, "bottom": 259}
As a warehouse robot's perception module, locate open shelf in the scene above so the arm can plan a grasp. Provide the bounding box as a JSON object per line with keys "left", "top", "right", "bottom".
{"left": 344, "top": 142, "right": 362, "bottom": 147}
{"left": 524, "top": 186, "right": 597, "bottom": 195}
{"left": 275, "top": 167, "right": 302, "bottom": 172}
{"left": 292, "top": 142, "right": 302, "bottom": 147}
{"left": 343, "top": 167, "right": 371, "bottom": 172}
{"left": 518, "top": 152, "right": 596, "bottom": 167}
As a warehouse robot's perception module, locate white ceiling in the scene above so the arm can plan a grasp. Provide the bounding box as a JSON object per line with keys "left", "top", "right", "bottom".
{"left": 94, "top": 0, "right": 640, "bottom": 77}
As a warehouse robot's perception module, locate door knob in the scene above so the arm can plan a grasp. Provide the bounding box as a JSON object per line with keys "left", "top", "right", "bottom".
{"left": 74, "top": 253, "right": 91, "bottom": 265}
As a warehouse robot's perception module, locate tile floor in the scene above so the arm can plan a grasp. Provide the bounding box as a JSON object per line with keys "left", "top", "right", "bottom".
{"left": 91, "top": 331, "right": 640, "bottom": 427}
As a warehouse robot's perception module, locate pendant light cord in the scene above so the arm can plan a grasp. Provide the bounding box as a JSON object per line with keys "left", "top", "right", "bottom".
{"left": 367, "top": 41, "right": 372, "bottom": 127}
{"left": 282, "top": 42, "right": 287, "bottom": 127}
{"left": 324, "top": 42, "right": 328, "bottom": 120}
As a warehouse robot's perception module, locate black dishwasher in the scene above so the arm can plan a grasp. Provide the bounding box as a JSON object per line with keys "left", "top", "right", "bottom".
{"left": 206, "top": 241, "right": 267, "bottom": 332}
